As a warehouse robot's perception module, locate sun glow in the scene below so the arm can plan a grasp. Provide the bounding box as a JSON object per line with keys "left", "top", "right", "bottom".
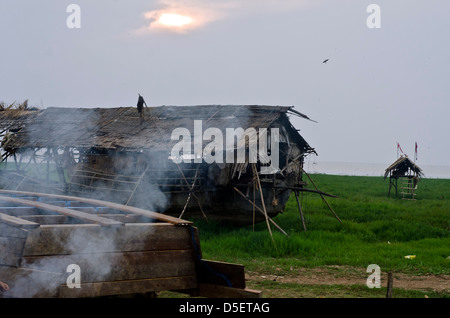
{"left": 158, "top": 13, "right": 194, "bottom": 27}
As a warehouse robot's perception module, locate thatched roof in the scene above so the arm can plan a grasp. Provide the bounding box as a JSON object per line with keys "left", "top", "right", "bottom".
{"left": 384, "top": 156, "right": 423, "bottom": 179}
{"left": 1, "top": 105, "right": 314, "bottom": 154}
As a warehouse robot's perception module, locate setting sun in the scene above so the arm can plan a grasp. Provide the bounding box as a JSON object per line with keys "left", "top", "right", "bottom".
{"left": 158, "top": 13, "right": 193, "bottom": 27}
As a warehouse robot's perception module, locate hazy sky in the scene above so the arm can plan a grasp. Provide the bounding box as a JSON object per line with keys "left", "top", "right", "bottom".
{"left": 1, "top": 1, "right": 449, "bottom": 167}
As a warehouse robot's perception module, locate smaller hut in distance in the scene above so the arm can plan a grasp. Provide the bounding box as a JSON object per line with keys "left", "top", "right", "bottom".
{"left": 384, "top": 155, "right": 423, "bottom": 200}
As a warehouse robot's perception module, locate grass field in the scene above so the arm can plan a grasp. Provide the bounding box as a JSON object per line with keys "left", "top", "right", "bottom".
{"left": 190, "top": 174, "right": 450, "bottom": 298}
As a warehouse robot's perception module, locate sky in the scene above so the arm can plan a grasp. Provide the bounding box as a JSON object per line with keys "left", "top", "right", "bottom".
{"left": 1, "top": 0, "right": 449, "bottom": 167}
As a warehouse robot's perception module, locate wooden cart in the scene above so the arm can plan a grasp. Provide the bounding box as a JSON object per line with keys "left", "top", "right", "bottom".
{"left": 0, "top": 190, "right": 260, "bottom": 298}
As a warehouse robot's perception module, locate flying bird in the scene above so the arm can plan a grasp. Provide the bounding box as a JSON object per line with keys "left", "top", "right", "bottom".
{"left": 322, "top": 59, "right": 329, "bottom": 64}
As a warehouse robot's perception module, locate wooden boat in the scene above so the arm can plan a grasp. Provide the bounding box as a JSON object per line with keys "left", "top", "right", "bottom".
{"left": 0, "top": 190, "right": 260, "bottom": 298}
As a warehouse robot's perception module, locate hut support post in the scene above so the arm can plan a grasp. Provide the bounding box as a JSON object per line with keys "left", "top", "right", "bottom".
{"left": 252, "top": 182, "right": 256, "bottom": 232}
{"left": 125, "top": 162, "right": 150, "bottom": 206}
{"left": 179, "top": 165, "right": 200, "bottom": 219}
{"left": 294, "top": 190, "right": 307, "bottom": 232}
{"left": 233, "top": 187, "right": 288, "bottom": 237}
{"left": 251, "top": 164, "right": 274, "bottom": 244}
{"left": 53, "top": 148, "right": 67, "bottom": 186}
{"left": 177, "top": 165, "right": 207, "bottom": 220}
{"left": 45, "top": 149, "right": 50, "bottom": 183}
{"left": 302, "top": 168, "right": 342, "bottom": 224}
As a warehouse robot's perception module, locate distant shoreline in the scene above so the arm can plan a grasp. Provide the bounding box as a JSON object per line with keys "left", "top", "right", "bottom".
{"left": 304, "top": 161, "right": 450, "bottom": 179}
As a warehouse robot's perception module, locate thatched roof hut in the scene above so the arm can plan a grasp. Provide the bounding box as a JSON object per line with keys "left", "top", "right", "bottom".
{"left": 1, "top": 105, "right": 318, "bottom": 225}
{"left": 384, "top": 156, "right": 423, "bottom": 179}
{"left": 384, "top": 155, "right": 423, "bottom": 199}
{"left": 1, "top": 105, "right": 313, "bottom": 152}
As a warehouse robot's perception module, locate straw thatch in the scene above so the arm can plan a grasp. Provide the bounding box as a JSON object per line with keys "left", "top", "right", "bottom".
{"left": 384, "top": 155, "right": 423, "bottom": 179}
{"left": 1, "top": 105, "right": 318, "bottom": 225}
{"left": 1, "top": 105, "right": 314, "bottom": 153}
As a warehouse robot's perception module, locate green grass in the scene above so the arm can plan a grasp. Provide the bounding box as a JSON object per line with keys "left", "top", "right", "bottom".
{"left": 194, "top": 174, "right": 450, "bottom": 276}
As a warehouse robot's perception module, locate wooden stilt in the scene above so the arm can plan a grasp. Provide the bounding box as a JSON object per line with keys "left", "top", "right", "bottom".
{"left": 144, "top": 106, "right": 208, "bottom": 220}
{"left": 251, "top": 164, "right": 274, "bottom": 244}
{"left": 233, "top": 187, "right": 288, "bottom": 237}
{"left": 301, "top": 168, "right": 342, "bottom": 224}
{"left": 125, "top": 163, "right": 150, "bottom": 206}
{"left": 179, "top": 165, "right": 199, "bottom": 219}
{"left": 45, "top": 149, "right": 50, "bottom": 183}
{"left": 294, "top": 190, "right": 307, "bottom": 232}
{"left": 252, "top": 182, "right": 256, "bottom": 232}
{"left": 13, "top": 153, "right": 18, "bottom": 171}
{"left": 173, "top": 163, "right": 207, "bottom": 220}
{"left": 386, "top": 272, "right": 394, "bottom": 298}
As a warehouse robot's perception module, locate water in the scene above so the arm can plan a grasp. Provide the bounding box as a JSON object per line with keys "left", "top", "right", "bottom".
{"left": 304, "top": 160, "right": 450, "bottom": 179}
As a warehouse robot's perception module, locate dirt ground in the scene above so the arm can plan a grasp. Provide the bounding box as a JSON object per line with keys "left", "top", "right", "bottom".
{"left": 245, "top": 266, "right": 449, "bottom": 296}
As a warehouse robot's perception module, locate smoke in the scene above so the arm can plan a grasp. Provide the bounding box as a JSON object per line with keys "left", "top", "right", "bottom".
{"left": 0, "top": 108, "right": 175, "bottom": 298}
{"left": 4, "top": 225, "right": 121, "bottom": 298}
{"left": 0, "top": 105, "right": 290, "bottom": 297}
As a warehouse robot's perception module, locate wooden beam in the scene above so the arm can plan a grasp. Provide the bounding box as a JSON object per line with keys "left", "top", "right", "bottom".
{"left": 22, "top": 223, "right": 194, "bottom": 256}
{"left": 22, "top": 250, "right": 196, "bottom": 282}
{"left": 273, "top": 185, "right": 338, "bottom": 198}
{"left": 233, "top": 187, "right": 288, "bottom": 236}
{"left": 197, "top": 259, "right": 246, "bottom": 289}
{"left": 294, "top": 190, "right": 307, "bottom": 232}
{"left": 251, "top": 164, "right": 273, "bottom": 242}
{"left": 301, "top": 169, "right": 342, "bottom": 224}
{"left": 0, "top": 212, "right": 39, "bottom": 229}
{"left": 0, "top": 190, "right": 192, "bottom": 225}
{"left": 20, "top": 215, "right": 71, "bottom": 225}
{"left": 0, "top": 196, "right": 123, "bottom": 227}
{"left": 58, "top": 276, "right": 198, "bottom": 298}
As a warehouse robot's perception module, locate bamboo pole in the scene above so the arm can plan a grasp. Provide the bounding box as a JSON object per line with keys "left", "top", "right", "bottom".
{"left": 294, "top": 190, "right": 307, "bottom": 232}
{"left": 179, "top": 165, "right": 199, "bottom": 219}
{"left": 301, "top": 168, "right": 342, "bottom": 224}
{"left": 251, "top": 164, "right": 274, "bottom": 244}
{"left": 273, "top": 185, "right": 338, "bottom": 198}
{"left": 144, "top": 107, "right": 207, "bottom": 220}
{"left": 252, "top": 182, "right": 256, "bottom": 232}
{"left": 233, "top": 187, "right": 288, "bottom": 237}
{"left": 125, "top": 163, "right": 150, "bottom": 206}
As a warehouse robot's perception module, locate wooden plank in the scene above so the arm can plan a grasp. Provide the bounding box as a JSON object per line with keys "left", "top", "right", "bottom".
{"left": 0, "top": 265, "right": 65, "bottom": 298}
{"left": 0, "top": 237, "right": 26, "bottom": 266}
{"left": 197, "top": 260, "right": 246, "bottom": 289}
{"left": 22, "top": 223, "right": 194, "bottom": 256}
{"left": 22, "top": 250, "right": 196, "bottom": 282}
{"left": 0, "top": 207, "right": 38, "bottom": 216}
{"left": 0, "top": 223, "right": 29, "bottom": 239}
{"left": 57, "top": 276, "right": 197, "bottom": 298}
{"left": 95, "top": 214, "right": 149, "bottom": 223}
{"left": 0, "top": 196, "right": 123, "bottom": 227}
{"left": 0, "top": 212, "right": 39, "bottom": 229}
{"left": 20, "top": 215, "right": 73, "bottom": 225}
{"left": 196, "top": 283, "right": 262, "bottom": 298}
{"left": 0, "top": 190, "right": 192, "bottom": 225}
